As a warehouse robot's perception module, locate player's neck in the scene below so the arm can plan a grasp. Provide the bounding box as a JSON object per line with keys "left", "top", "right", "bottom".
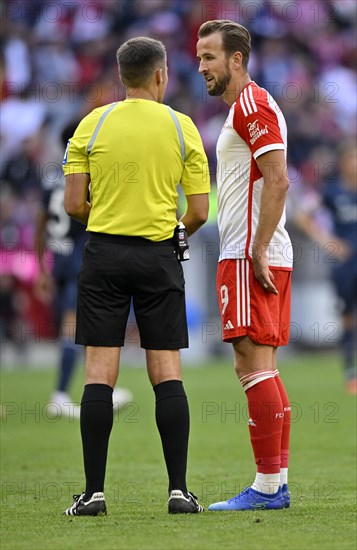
{"left": 223, "top": 74, "right": 251, "bottom": 107}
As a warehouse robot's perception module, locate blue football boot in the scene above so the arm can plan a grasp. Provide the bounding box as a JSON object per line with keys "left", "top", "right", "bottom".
{"left": 282, "top": 483, "right": 290, "bottom": 508}
{"left": 208, "top": 486, "right": 285, "bottom": 511}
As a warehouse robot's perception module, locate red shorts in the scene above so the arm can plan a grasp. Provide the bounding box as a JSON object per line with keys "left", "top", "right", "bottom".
{"left": 216, "top": 259, "right": 292, "bottom": 346}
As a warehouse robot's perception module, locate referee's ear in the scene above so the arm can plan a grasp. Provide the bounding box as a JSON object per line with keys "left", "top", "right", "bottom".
{"left": 155, "top": 68, "right": 164, "bottom": 85}
{"left": 156, "top": 67, "right": 168, "bottom": 103}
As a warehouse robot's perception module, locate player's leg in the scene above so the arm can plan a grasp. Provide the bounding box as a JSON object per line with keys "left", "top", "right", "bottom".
{"left": 57, "top": 310, "right": 77, "bottom": 392}
{"left": 332, "top": 265, "right": 357, "bottom": 393}
{"left": 342, "top": 311, "right": 357, "bottom": 394}
{"left": 234, "top": 337, "right": 283, "bottom": 495}
{"left": 48, "top": 308, "right": 80, "bottom": 417}
{"left": 273, "top": 348, "right": 291, "bottom": 506}
{"left": 48, "top": 257, "right": 81, "bottom": 416}
{"left": 208, "top": 260, "right": 289, "bottom": 511}
{"left": 56, "top": 242, "right": 83, "bottom": 402}
{"left": 208, "top": 337, "right": 284, "bottom": 511}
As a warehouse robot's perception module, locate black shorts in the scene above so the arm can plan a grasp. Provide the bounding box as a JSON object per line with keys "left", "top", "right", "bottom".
{"left": 75, "top": 232, "right": 188, "bottom": 349}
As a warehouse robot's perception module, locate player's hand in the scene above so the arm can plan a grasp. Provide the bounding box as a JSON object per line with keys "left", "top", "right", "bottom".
{"left": 252, "top": 248, "right": 278, "bottom": 295}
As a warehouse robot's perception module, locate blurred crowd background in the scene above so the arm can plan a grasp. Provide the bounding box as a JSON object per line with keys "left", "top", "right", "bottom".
{"left": 1, "top": 0, "right": 356, "bottom": 361}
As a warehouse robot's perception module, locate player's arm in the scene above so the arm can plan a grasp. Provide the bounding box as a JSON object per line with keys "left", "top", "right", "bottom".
{"left": 64, "top": 173, "right": 91, "bottom": 225}
{"left": 180, "top": 194, "right": 209, "bottom": 236}
{"left": 253, "top": 149, "right": 289, "bottom": 294}
{"left": 232, "top": 89, "right": 289, "bottom": 292}
{"left": 293, "top": 208, "right": 351, "bottom": 261}
{"left": 33, "top": 204, "right": 55, "bottom": 303}
{"left": 34, "top": 207, "right": 48, "bottom": 270}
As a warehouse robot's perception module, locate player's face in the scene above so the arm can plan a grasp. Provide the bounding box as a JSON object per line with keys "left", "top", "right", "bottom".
{"left": 197, "top": 32, "right": 232, "bottom": 96}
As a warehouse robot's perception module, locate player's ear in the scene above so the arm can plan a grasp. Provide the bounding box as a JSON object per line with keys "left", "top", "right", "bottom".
{"left": 231, "top": 51, "right": 243, "bottom": 70}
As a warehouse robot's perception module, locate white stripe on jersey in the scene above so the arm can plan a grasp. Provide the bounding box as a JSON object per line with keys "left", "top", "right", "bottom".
{"left": 248, "top": 85, "right": 258, "bottom": 112}
{"left": 241, "top": 259, "right": 246, "bottom": 326}
{"left": 239, "top": 94, "right": 248, "bottom": 117}
{"left": 236, "top": 259, "right": 251, "bottom": 327}
{"left": 243, "top": 87, "right": 253, "bottom": 114}
{"left": 236, "top": 260, "right": 241, "bottom": 327}
{"left": 246, "top": 259, "right": 251, "bottom": 325}
{"left": 240, "top": 85, "right": 258, "bottom": 117}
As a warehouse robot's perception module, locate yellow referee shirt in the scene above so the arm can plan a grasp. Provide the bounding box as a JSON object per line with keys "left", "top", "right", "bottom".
{"left": 62, "top": 99, "right": 210, "bottom": 241}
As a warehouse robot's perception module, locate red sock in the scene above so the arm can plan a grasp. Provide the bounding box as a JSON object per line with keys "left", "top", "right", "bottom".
{"left": 274, "top": 375, "right": 291, "bottom": 469}
{"left": 245, "top": 377, "right": 283, "bottom": 474}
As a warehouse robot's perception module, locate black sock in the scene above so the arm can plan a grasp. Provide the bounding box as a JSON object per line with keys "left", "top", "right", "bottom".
{"left": 80, "top": 384, "right": 113, "bottom": 500}
{"left": 154, "top": 380, "right": 189, "bottom": 494}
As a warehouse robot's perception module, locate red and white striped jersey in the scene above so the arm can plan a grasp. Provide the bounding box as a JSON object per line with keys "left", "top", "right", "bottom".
{"left": 216, "top": 81, "right": 293, "bottom": 268}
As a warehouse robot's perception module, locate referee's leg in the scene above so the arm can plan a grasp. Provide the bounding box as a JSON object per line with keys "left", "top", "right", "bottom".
{"left": 147, "top": 350, "right": 190, "bottom": 494}
{"left": 80, "top": 347, "right": 120, "bottom": 501}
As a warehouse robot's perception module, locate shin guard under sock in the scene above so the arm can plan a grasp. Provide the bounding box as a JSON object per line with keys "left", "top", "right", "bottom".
{"left": 243, "top": 375, "right": 283, "bottom": 476}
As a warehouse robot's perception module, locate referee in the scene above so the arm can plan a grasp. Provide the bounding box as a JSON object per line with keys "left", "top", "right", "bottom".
{"left": 63, "top": 37, "right": 210, "bottom": 516}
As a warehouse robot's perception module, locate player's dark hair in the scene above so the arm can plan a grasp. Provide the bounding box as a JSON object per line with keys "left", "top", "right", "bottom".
{"left": 116, "top": 37, "right": 166, "bottom": 88}
{"left": 198, "top": 20, "right": 251, "bottom": 70}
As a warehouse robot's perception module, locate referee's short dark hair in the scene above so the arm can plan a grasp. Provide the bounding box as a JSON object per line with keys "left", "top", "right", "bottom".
{"left": 117, "top": 37, "right": 166, "bottom": 88}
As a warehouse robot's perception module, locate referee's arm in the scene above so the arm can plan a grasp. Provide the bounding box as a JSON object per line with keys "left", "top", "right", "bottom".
{"left": 64, "top": 173, "right": 91, "bottom": 225}
{"left": 180, "top": 193, "right": 209, "bottom": 236}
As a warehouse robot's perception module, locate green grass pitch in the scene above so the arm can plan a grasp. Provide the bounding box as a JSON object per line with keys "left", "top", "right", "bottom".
{"left": 1, "top": 353, "right": 356, "bottom": 550}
